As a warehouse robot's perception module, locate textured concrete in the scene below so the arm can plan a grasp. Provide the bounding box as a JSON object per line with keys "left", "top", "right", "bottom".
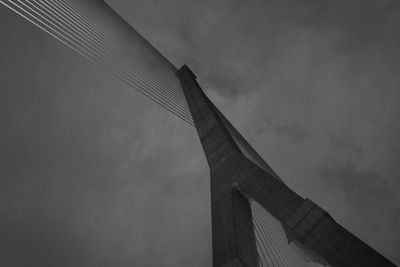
{"left": 176, "top": 65, "right": 395, "bottom": 267}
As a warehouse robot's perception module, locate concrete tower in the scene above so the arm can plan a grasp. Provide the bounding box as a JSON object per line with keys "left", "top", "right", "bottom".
{"left": 176, "top": 65, "right": 395, "bottom": 267}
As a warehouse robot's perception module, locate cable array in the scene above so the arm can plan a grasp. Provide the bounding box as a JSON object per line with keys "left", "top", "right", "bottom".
{"left": 1, "top": 3, "right": 331, "bottom": 265}
{"left": 0, "top": 0, "right": 194, "bottom": 126}
{"left": 250, "top": 199, "right": 327, "bottom": 267}
{"left": 232, "top": 191, "right": 262, "bottom": 267}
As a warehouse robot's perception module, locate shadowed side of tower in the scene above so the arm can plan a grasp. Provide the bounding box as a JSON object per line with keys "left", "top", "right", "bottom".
{"left": 176, "top": 66, "right": 260, "bottom": 266}
{"left": 1, "top": 0, "right": 396, "bottom": 265}
{"left": 176, "top": 65, "right": 396, "bottom": 267}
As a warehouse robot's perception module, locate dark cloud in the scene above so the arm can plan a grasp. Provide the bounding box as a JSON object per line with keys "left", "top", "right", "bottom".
{"left": 202, "top": 64, "right": 247, "bottom": 97}
{"left": 253, "top": 116, "right": 309, "bottom": 144}
{"left": 318, "top": 159, "right": 392, "bottom": 207}
{"left": 1, "top": 0, "right": 400, "bottom": 265}
{"left": 329, "top": 134, "right": 363, "bottom": 155}
{"left": 274, "top": 123, "right": 310, "bottom": 144}
{"left": 317, "top": 158, "right": 400, "bottom": 262}
{"left": 0, "top": 6, "right": 211, "bottom": 266}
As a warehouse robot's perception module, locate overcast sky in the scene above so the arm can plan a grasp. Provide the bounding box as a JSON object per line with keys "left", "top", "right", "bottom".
{"left": 0, "top": 0, "right": 399, "bottom": 266}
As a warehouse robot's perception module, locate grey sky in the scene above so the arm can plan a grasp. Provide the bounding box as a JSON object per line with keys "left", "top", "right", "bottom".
{"left": 1, "top": 0, "right": 399, "bottom": 266}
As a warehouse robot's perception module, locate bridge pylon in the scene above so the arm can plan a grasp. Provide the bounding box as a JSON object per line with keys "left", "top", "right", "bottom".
{"left": 176, "top": 65, "right": 396, "bottom": 267}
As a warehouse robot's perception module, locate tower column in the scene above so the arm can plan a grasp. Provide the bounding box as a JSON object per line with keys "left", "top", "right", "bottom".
{"left": 176, "top": 65, "right": 395, "bottom": 267}
{"left": 176, "top": 65, "right": 259, "bottom": 267}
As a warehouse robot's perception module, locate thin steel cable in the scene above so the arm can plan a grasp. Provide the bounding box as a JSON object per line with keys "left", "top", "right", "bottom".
{"left": 252, "top": 199, "right": 327, "bottom": 267}
{"left": 252, "top": 202, "right": 287, "bottom": 266}
{"left": 65, "top": 0, "right": 187, "bottom": 103}
{"left": 92, "top": 0, "right": 180, "bottom": 83}
{"left": 252, "top": 214, "right": 274, "bottom": 267}
{"left": 253, "top": 202, "right": 302, "bottom": 267}
{"left": 232, "top": 192, "right": 265, "bottom": 267}
{"left": 57, "top": 2, "right": 189, "bottom": 110}
{"left": 253, "top": 204, "right": 295, "bottom": 266}
{"left": 48, "top": 2, "right": 189, "bottom": 112}
{"left": 4, "top": 0, "right": 193, "bottom": 123}
{"left": 93, "top": 0, "right": 187, "bottom": 103}
{"left": 23, "top": 0, "right": 190, "bottom": 118}
{"left": 1, "top": 0, "right": 194, "bottom": 125}
{"left": 255, "top": 202, "right": 306, "bottom": 267}
{"left": 67, "top": 0, "right": 187, "bottom": 103}
{"left": 31, "top": 0, "right": 191, "bottom": 115}
{"left": 264, "top": 204, "right": 298, "bottom": 266}
{"left": 251, "top": 203, "right": 280, "bottom": 267}
{"left": 269, "top": 210, "right": 303, "bottom": 266}
{"left": 253, "top": 227, "right": 269, "bottom": 267}
{"left": 15, "top": 0, "right": 179, "bottom": 104}
{"left": 251, "top": 209, "right": 273, "bottom": 267}
{"left": 53, "top": 0, "right": 189, "bottom": 110}
{"left": 8, "top": 1, "right": 194, "bottom": 124}
{"left": 90, "top": 0, "right": 176, "bottom": 72}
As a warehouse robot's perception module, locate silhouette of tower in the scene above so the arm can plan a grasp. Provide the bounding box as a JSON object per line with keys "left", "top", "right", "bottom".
{"left": 176, "top": 65, "right": 396, "bottom": 267}
{"left": 1, "top": 0, "right": 396, "bottom": 264}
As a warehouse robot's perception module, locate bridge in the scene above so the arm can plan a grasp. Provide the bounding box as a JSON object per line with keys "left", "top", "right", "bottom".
{"left": 0, "top": 0, "right": 397, "bottom": 266}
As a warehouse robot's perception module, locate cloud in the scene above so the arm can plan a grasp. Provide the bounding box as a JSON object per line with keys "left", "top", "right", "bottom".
{"left": 274, "top": 123, "right": 310, "bottom": 143}
{"left": 201, "top": 63, "right": 248, "bottom": 97}
{"left": 252, "top": 115, "right": 309, "bottom": 144}
{"left": 2, "top": 0, "right": 400, "bottom": 265}
{"left": 329, "top": 134, "right": 363, "bottom": 156}
{"left": 318, "top": 160, "right": 392, "bottom": 208}
{"left": 317, "top": 157, "right": 400, "bottom": 263}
